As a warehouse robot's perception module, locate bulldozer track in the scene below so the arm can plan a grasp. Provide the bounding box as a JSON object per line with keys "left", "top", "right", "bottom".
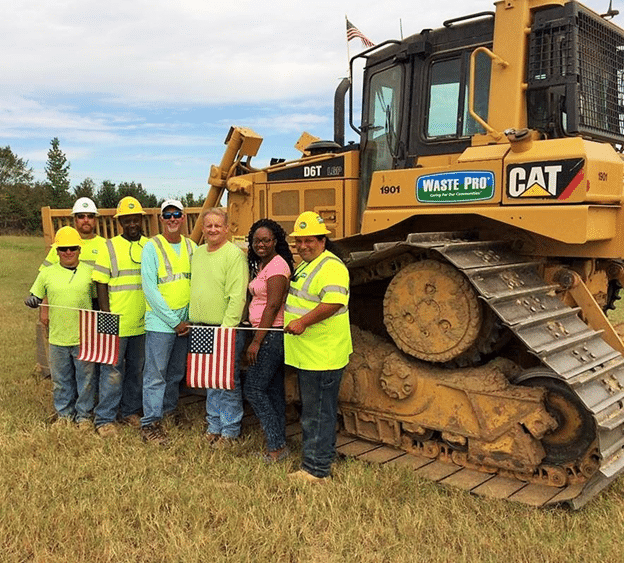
{"left": 345, "top": 231, "right": 624, "bottom": 508}
{"left": 177, "top": 394, "right": 617, "bottom": 508}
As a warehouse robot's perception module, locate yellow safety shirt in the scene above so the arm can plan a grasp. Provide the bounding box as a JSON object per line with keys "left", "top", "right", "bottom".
{"left": 146, "top": 234, "right": 195, "bottom": 311}
{"left": 92, "top": 234, "right": 148, "bottom": 337}
{"left": 284, "top": 250, "right": 352, "bottom": 370}
{"left": 30, "top": 263, "right": 93, "bottom": 346}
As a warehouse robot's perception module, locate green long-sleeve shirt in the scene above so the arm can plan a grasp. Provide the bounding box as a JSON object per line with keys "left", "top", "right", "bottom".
{"left": 189, "top": 241, "right": 248, "bottom": 327}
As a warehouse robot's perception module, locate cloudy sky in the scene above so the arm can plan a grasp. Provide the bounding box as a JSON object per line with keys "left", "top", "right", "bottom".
{"left": 1, "top": 0, "right": 622, "bottom": 202}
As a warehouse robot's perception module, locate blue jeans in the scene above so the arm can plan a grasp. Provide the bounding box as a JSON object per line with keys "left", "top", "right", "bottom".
{"left": 48, "top": 344, "right": 96, "bottom": 422}
{"left": 243, "top": 331, "right": 286, "bottom": 452}
{"left": 95, "top": 334, "right": 145, "bottom": 427}
{"left": 205, "top": 330, "right": 246, "bottom": 438}
{"left": 141, "top": 331, "right": 187, "bottom": 427}
{"left": 298, "top": 367, "right": 344, "bottom": 478}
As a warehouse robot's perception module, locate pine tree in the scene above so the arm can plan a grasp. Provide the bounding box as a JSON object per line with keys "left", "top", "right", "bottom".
{"left": 96, "top": 180, "right": 118, "bottom": 209}
{"left": 73, "top": 178, "right": 96, "bottom": 200}
{"left": 45, "top": 137, "right": 71, "bottom": 208}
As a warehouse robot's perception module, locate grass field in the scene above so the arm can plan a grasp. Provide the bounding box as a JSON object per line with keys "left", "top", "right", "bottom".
{"left": 1, "top": 236, "right": 623, "bottom": 562}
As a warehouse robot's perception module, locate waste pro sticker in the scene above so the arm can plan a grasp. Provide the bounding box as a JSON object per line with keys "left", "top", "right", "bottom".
{"left": 416, "top": 171, "right": 495, "bottom": 203}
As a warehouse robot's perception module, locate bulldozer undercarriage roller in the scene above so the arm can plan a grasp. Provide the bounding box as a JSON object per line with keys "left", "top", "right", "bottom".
{"left": 340, "top": 231, "right": 624, "bottom": 508}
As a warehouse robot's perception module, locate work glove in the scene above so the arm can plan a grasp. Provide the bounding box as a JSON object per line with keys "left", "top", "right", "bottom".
{"left": 25, "top": 295, "right": 43, "bottom": 309}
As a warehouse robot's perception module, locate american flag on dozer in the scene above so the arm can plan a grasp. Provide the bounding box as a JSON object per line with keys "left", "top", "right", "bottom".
{"left": 77, "top": 309, "right": 120, "bottom": 365}
{"left": 346, "top": 18, "right": 374, "bottom": 48}
{"left": 186, "top": 326, "right": 236, "bottom": 390}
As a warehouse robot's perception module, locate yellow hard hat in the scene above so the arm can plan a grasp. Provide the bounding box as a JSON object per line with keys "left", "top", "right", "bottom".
{"left": 54, "top": 226, "right": 83, "bottom": 247}
{"left": 114, "top": 196, "right": 145, "bottom": 218}
{"left": 290, "top": 211, "right": 331, "bottom": 237}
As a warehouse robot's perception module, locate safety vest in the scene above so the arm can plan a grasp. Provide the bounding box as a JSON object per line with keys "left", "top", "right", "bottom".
{"left": 146, "top": 234, "right": 194, "bottom": 311}
{"left": 92, "top": 234, "right": 148, "bottom": 337}
{"left": 284, "top": 250, "right": 352, "bottom": 370}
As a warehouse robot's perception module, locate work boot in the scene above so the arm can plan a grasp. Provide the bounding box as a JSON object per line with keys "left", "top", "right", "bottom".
{"left": 96, "top": 422, "right": 118, "bottom": 438}
{"left": 288, "top": 469, "right": 330, "bottom": 484}
{"left": 77, "top": 419, "right": 93, "bottom": 432}
{"left": 263, "top": 445, "right": 291, "bottom": 464}
{"left": 141, "top": 422, "right": 169, "bottom": 446}
{"left": 205, "top": 432, "right": 221, "bottom": 446}
{"left": 119, "top": 413, "right": 142, "bottom": 429}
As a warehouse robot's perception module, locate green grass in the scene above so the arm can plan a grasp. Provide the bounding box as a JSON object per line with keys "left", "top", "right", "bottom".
{"left": 1, "top": 236, "right": 623, "bottom": 562}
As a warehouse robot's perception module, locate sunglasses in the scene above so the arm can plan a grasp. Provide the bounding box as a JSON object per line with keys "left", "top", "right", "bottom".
{"left": 162, "top": 211, "right": 183, "bottom": 219}
{"left": 58, "top": 246, "right": 80, "bottom": 253}
{"left": 75, "top": 214, "right": 95, "bottom": 220}
{"left": 129, "top": 241, "right": 145, "bottom": 264}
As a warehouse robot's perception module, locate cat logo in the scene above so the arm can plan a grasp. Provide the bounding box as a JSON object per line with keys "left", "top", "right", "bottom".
{"left": 507, "top": 159, "right": 585, "bottom": 200}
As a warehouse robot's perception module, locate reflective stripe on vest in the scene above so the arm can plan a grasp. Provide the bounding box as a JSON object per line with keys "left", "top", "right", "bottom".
{"left": 147, "top": 234, "right": 193, "bottom": 311}
{"left": 285, "top": 254, "right": 348, "bottom": 318}
{"left": 104, "top": 238, "right": 143, "bottom": 292}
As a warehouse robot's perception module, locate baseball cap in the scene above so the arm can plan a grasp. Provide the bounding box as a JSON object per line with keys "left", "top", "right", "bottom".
{"left": 160, "top": 199, "right": 184, "bottom": 213}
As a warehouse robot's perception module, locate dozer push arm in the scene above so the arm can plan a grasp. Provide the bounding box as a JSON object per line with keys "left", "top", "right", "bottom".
{"left": 190, "top": 126, "right": 263, "bottom": 243}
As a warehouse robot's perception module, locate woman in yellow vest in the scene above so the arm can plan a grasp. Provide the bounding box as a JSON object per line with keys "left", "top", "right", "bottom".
{"left": 284, "top": 212, "right": 352, "bottom": 482}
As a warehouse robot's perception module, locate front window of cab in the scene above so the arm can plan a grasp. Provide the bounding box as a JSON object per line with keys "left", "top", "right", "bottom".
{"left": 427, "top": 51, "right": 491, "bottom": 139}
{"left": 359, "top": 64, "right": 404, "bottom": 215}
{"left": 363, "top": 65, "right": 403, "bottom": 171}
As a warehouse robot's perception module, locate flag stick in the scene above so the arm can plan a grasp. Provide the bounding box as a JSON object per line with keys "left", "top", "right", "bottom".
{"left": 38, "top": 303, "right": 119, "bottom": 315}
{"left": 189, "top": 324, "right": 284, "bottom": 332}
{"left": 345, "top": 15, "right": 351, "bottom": 75}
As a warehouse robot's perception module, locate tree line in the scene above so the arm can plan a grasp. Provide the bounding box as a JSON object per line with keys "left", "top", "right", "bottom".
{"left": 0, "top": 138, "right": 206, "bottom": 234}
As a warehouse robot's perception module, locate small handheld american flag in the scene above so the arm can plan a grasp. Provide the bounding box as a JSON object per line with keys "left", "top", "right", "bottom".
{"left": 77, "top": 309, "right": 120, "bottom": 365}
{"left": 186, "top": 326, "right": 236, "bottom": 390}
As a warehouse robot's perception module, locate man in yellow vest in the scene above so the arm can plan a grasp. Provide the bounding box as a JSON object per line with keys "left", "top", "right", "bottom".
{"left": 40, "top": 197, "right": 105, "bottom": 270}
{"left": 140, "top": 199, "right": 197, "bottom": 445}
{"left": 92, "top": 196, "right": 148, "bottom": 437}
{"left": 284, "top": 212, "right": 353, "bottom": 482}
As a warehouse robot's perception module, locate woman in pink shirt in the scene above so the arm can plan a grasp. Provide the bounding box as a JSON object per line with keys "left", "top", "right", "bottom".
{"left": 244, "top": 219, "right": 294, "bottom": 463}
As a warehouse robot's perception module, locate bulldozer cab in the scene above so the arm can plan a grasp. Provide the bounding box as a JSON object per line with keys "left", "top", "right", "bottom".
{"left": 351, "top": 1, "right": 623, "bottom": 219}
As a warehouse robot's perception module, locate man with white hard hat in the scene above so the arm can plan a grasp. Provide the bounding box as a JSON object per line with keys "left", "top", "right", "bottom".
{"left": 40, "top": 197, "right": 105, "bottom": 271}
{"left": 38, "top": 197, "right": 106, "bottom": 330}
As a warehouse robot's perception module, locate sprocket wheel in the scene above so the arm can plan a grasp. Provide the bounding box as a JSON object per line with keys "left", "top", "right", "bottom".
{"left": 383, "top": 260, "right": 482, "bottom": 362}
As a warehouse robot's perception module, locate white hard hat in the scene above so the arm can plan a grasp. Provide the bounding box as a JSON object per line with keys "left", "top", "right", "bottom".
{"left": 72, "top": 197, "right": 99, "bottom": 215}
{"left": 160, "top": 199, "right": 184, "bottom": 213}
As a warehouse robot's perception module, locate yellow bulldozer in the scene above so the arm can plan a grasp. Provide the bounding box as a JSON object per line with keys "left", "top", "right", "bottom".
{"left": 39, "top": 0, "right": 622, "bottom": 508}
{"left": 189, "top": 0, "right": 624, "bottom": 507}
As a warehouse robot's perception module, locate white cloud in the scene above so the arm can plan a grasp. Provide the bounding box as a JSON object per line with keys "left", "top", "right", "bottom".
{"left": 3, "top": 0, "right": 621, "bottom": 107}
{"left": 0, "top": 1, "right": 475, "bottom": 104}
{"left": 1, "top": 0, "right": 622, "bottom": 198}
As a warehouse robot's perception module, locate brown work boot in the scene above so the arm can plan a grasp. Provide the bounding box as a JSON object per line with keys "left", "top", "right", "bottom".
{"left": 96, "top": 422, "right": 118, "bottom": 438}
{"left": 205, "top": 432, "right": 221, "bottom": 445}
{"left": 288, "top": 469, "right": 330, "bottom": 484}
{"left": 141, "top": 422, "right": 169, "bottom": 446}
{"left": 263, "top": 445, "right": 291, "bottom": 464}
{"left": 77, "top": 419, "right": 93, "bottom": 432}
{"left": 119, "top": 413, "right": 142, "bottom": 429}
